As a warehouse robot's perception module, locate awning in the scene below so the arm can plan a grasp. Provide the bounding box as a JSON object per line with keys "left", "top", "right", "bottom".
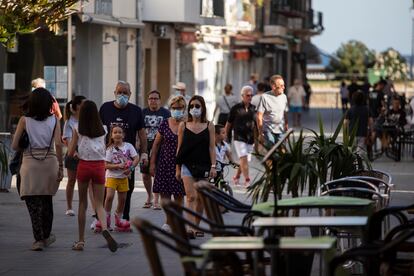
{"left": 302, "top": 41, "right": 321, "bottom": 64}
{"left": 78, "top": 13, "right": 145, "bottom": 28}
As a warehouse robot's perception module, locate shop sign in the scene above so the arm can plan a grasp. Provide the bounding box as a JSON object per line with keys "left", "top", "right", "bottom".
{"left": 233, "top": 49, "right": 250, "bottom": 60}
{"left": 181, "top": 32, "right": 197, "bottom": 44}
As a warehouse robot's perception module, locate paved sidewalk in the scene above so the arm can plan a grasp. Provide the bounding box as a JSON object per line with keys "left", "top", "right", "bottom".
{"left": 0, "top": 108, "right": 412, "bottom": 276}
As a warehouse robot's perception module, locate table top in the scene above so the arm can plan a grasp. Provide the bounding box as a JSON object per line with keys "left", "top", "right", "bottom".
{"left": 252, "top": 216, "right": 368, "bottom": 228}
{"left": 200, "top": 236, "right": 336, "bottom": 251}
{"left": 253, "top": 196, "right": 374, "bottom": 216}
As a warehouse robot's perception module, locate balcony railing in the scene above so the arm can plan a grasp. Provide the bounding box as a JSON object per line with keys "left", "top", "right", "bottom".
{"left": 305, "top": 10, "right": 323, "bottom": 33}
{"left": 270, "top": 0, "right": 307, "bottom": 18}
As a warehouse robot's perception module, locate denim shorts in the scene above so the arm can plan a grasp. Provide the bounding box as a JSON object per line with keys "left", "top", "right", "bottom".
{"left": 181, "top": 164, "right": 192, "bottom": 177}
{"left": 64, "top": 155, "right": 79, "bottom": 171}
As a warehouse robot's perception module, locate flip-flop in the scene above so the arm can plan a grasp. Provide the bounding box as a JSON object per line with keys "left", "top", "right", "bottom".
{"left": 72, "top": 241, "right": 85, "bottom": 251}
{"left": 195, "top": 231, "right": 204, "bottom": 237}
{"left": 152, "top": 204, "right": 162, "bottom": 210}
{"left": 102, "top": 230, "right": 118, "bottom": 252}
{"left": 142, "top": 202, "right": 152, "bottom": 208}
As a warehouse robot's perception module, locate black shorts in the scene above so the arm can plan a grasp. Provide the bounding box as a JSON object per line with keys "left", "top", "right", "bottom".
{"left": 64, "top": 155, "right": 79, "bottom": 171}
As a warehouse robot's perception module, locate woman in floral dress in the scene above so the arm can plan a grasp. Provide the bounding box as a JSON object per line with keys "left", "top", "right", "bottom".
{"left": 150, "top": 95, "right": 186, "bottom": 232}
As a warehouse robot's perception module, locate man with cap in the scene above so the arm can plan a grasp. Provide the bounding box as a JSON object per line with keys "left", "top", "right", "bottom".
{"left": 168, "top": 81, "right": 191, "bottom": 105}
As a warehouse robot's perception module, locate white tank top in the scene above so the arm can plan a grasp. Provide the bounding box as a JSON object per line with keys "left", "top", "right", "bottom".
{"left": 77, "top": 127, "right": 107, "bottom": 161}
{"left": 25, "top": 116, "right": 56, "bottom": 148}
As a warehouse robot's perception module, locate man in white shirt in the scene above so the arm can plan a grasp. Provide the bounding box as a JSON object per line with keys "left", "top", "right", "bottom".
{"left": 287, "top": 79, "right": 306, "bottom": 127}
{"left": 256, "top": 75, "right": 289, "bottom": 148}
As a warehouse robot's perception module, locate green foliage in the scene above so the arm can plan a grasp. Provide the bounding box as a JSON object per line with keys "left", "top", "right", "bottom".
{"left": 0, "top": 142, "right": 8, "bottom": 183}
{"left": 248, "top": 115, "right": 371, "bottom": 205}
{"left": 373, "top": 48, "right": 409, "bottom": 81}
{"left": 0, "top": 0, "right": 80, "bottom": 48}
{"left": 331, "top": 40, "right": 375, "bottom": 75}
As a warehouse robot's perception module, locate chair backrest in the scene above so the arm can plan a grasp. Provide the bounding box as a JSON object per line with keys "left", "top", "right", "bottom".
{"left": 320, "top": 178, "right": 380, "bottom": 195}
{"left": 132, "top": 217, "right": 199, "bottom": 276}
{"left": 353, "top": 169, "right": 392, "bottom": 185}
{"left": 195, "top": 181, "right": 225, "bottom": 228}
{"left": 346, "top": 176, "right": 391, "bottom": 195}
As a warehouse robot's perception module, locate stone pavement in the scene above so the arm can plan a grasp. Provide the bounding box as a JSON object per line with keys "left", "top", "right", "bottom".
{"left": 0, "top": 108, "right": 412, "bottom": 276}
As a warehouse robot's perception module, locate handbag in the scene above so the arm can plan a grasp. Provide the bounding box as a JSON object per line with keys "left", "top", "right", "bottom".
{"left": 187, "top": 163, "right": 210, "bottom": 179}
{"left": 18, "top": 130, "right": 29, "bottom": 149}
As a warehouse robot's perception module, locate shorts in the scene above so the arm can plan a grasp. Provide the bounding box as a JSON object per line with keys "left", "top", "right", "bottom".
{"left": 76, "top": 160, "right": 105, "bottom": 184}
{"left": 290, "top": 106, "right": 302, "bottom": 113}
{"left": 181, "top": 164, "right": 192, "bottom": 177}
{"left": 263, "top": 131, "right": 283, "bottom": 149}
{"left": 64, "top": 155, "right": 79, "bottom": 171}
{"left": 105, "top": 177, "right": 129, "bottom": 192}
{"left": 234, "top": 140, "right": 253, "bottom": 161}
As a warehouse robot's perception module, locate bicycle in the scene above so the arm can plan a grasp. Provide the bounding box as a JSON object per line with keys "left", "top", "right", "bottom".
{"left": 209, "top": 161, "right": 239, "bottom": 197}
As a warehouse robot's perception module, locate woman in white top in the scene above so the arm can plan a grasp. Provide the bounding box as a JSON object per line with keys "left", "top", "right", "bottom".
{"left": 68, "top": 100, "right": 117, "bottom": 252}
{"left": 12, "top": 88, "right": 63, "bottom": 251}
{"left": 62, "top": 95, "right": 86, "bottom": 216}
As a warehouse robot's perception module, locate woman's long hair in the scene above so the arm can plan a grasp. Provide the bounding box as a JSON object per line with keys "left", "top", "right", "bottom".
{"left": 25, "top": 88, "right": 54, "bottom": 121}
{"left": 187, "top": 95, "right": 207, "bottom": 123}
{"left": 78, "top": 100, "right": 105, "bottom": 138}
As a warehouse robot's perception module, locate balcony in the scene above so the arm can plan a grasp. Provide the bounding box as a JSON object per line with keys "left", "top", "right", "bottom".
{"left": 270, "top": 0, "right": 307, "bottom": 18}
{"left": 142, "top": 0, "right": 224, "bottom": 26}
{"left": 289, "top": 10, "right": 323, "bottom": 35}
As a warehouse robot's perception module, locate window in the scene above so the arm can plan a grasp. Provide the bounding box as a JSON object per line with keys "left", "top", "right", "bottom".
{"left": 95, "top": 0, "right": 112, "bottom": 15}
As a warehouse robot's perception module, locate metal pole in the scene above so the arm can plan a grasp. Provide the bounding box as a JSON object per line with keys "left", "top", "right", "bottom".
{"left": 411, "top": 7, "right": 414, "bottom": 79}
{"left": 67, "top": 15, "right": 73, "bottom": 102}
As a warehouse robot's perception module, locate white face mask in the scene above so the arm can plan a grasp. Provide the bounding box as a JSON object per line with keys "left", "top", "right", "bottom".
{"left": 189, "top": 107, "right": 202, "bottom": 118}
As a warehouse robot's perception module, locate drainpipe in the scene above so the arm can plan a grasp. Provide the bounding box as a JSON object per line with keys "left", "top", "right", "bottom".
{"left": 67, "top": 15, "right": 73, "bottom": 102}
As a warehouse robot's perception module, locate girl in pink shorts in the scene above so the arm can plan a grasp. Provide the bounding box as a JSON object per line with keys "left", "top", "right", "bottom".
{"left": 68, "top": 100, "right": 118, "bottom": 252}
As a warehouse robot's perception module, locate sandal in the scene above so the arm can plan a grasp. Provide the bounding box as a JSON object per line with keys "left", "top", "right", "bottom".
{"left": 195, "top": 231, "right": 204, "bottom": 238}
{"left": 142, "top": 202, "right": 152, "bottom": 209}
{"left": 152, "top": 203, "right": 161, "bottom": 210}
{"left": 72, "top": 241, "right": 85, "bottom": 251}
{"left": 232, "top": 176, "right": 240, "bottom": 186}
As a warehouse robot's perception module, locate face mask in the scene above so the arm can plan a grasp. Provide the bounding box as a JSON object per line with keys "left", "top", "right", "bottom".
{"left": 189, "top": 107, "right": 202, "bottom": 118}
{"left": 116, "top": 95, "right": 129, "bottom": 107}
{"left": 171, "top": 109, "right": 184, "bottom": 120}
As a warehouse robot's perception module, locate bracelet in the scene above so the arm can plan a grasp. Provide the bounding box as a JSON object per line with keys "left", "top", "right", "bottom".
{"left": 211, "top": 165, "right": 216, "bottom": 168}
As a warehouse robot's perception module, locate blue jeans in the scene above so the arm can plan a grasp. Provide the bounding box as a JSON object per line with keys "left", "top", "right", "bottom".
{"left": 263, "top": 131, "right": 283, "bottom": 149}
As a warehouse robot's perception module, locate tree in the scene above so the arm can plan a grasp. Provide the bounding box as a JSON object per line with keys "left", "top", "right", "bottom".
{"left": 331, "top": 40, "right": 375, "bottom": 75}
{"left": 0, "top": 1, "right": 79, "bottom": 48}
{"left": 373, "top": 48, "right": 408, "bottom": 80}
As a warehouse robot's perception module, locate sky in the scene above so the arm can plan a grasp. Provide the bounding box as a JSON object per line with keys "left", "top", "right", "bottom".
{"left": 312, "top": 0, "right": 413, "bottom": 55}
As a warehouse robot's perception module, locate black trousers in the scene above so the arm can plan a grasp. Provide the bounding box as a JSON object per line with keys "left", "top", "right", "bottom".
{"left": 24, "top": 195, "right": 53, "bottom": 241}
{"left": 122, "top": 172, "right": 135, "bottom": 221}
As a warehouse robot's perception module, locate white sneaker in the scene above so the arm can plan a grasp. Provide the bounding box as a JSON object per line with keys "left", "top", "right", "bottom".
{"left": 90, "top": 218, "right": 98, "bottom": 230}
{"left": 161, "top": 224, "right": 171, "bottom": 232}
{"left": 65, "top": 209, "right": 75, "bottom": 216}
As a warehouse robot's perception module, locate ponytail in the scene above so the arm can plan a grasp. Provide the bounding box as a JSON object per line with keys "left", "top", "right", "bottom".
{"left": 64, "top": 100, "right": 73, "bottom": 122}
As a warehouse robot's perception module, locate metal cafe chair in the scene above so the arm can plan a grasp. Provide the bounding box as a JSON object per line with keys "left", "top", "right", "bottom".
{"left": 132, "top": 217, "right": 244, "bottom": 276}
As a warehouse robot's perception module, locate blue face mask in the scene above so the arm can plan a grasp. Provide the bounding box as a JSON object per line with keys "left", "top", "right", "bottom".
{"left": 116, "top": 95, "right": 129, "bottom": 107}
{"left": 189, "top": 107, "right": 202, "bottom": 118}
{"left": 171, "top": 109, "right": 184, "bottom": 120}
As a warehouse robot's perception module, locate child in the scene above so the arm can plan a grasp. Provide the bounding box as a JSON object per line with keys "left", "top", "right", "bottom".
{"left": 215, "top": 124, "right": 235, "bottom": 171}
{"left": 68, "top": 100, "right": 118, "bottom": 252}
{"left": 103, "top": 126, "right": 139, "bottom": 232}
{"left": 62, "top": 96, "right": 86, "bottom": 216}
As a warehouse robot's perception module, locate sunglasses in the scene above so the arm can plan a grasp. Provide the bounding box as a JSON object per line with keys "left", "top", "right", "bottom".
{"left": 189, "top": 104, "right": 201, "bottom": 109}
{"left": 244, "top": 94, "right": 253, "bottom": 97}
{"left": 148, "top": 97, "right": 160, "bottom": 100}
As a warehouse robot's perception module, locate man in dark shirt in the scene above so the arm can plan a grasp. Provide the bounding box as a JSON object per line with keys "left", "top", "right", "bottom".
{"left": 347, "top": 78, "right": 360, "bottom": 106}
{"left": 99, "top": 81, "right": 148, "bottom": 221}
{"left": 141, "top": 90, "right": 170, "bottom": 210}
{"left": 225, "top": 86, "right": 256, "bottom": 186}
